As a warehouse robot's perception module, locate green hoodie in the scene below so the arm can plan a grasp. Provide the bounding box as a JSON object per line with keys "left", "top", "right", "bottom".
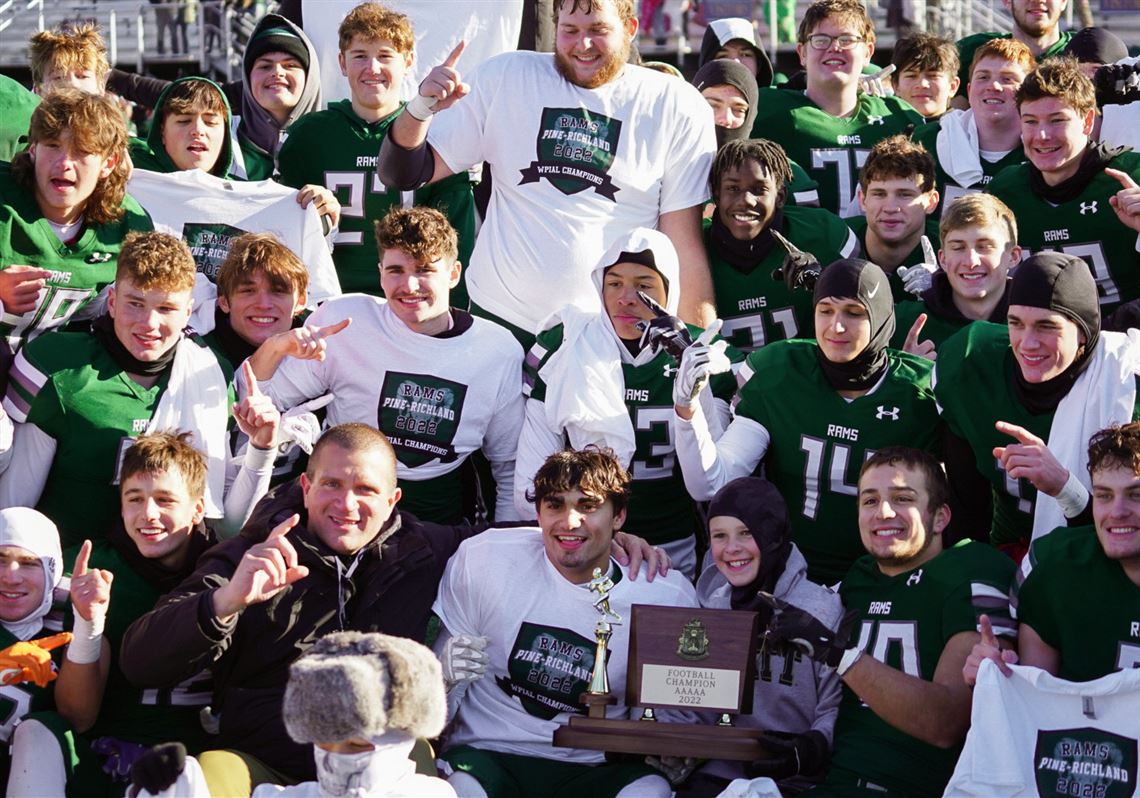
{"left": 129, "top": 76, "right": 235, "bottom": 178}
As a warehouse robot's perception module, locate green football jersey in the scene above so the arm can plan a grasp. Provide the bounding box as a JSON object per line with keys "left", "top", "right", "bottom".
{"left": 935, "top": 322, "right": 1052, "bottom": 547}
{"left": 1015, "top": 526, "right": 1140, "bottom": 682}
{"left": 891, "top": 299, "right": 976, "bottom": 351}
{"left": 0, "top": 626, "right": 58, "bottom": 743}
{"left": 277, "top": 100, "right": 477, "bottom": 300}
{"left": 830, "top": 540, "right": 1016, "bottom": 796}
{"left": 4, "top": 331, "right": 233, "bottom": 549}
{"left": 750, "top": 89, "right": 924, "bottom": 216}
{"left": 706, "top": 206, "right": 858, "bottom": 353}
{"left": 0, "top": 164, "right": 152, "bottom": 349}
{"left": 911, "top": 121, "right": 1024, "bottom": 220}
{"left": 787, "top": 159, "right": 821, "bottom": 207}
{"left": 734, "top": 341, "right": 942, "bottom": 584}
{"left": 63, "top": 541, "right": 212, "bottom": 748}
{"left": 987, "top": 151, "right": 1140, "bottom": 316}
{"left": 526, "top": 323, "right": 739, "bottom": 545}
{"left": 954, "top": 31, "right": 1074, "bottom": 98}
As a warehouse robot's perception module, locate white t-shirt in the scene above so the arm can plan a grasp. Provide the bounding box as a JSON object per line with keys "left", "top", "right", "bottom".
{"left": 944, "top": 661, "right": 1140, "bottom": 797}
{"left": 429, "top": 52, "right": 717, "bottom": 332}
{"left": 260, "top": 295, "right": 525, "bottom": 519}
{"left": 433, "top": 528, "right": 697, "bottom": 762}
{"left": 127, "top": 169, "right": 341, "bottom": 303}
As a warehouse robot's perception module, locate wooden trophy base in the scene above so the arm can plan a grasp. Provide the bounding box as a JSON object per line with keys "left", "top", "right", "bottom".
{"left": 554, "top": 696, "right": 769, "bottom": 760}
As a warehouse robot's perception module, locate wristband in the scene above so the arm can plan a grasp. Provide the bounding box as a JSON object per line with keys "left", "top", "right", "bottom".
{"left": 836, "top": 646, "right": 863, "bottom": 676}
{"left": 405, "top": 94, "right": 438, "bottom": 122}
{"left": 66, "top": 613, "right": 104, "bottom": 664}
{"left": 1055, "top": 470, "right": 1090, "bottom": 519}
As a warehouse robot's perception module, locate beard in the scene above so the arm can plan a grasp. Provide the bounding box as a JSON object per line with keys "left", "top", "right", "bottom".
{"left": 1014, "top": 6, "right": 1057, "bottom": 37}
{"left": 555, "top": 40, "right": 630, "bottom": 89}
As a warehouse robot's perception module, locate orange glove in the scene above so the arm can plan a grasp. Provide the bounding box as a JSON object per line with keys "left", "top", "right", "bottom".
{"left": 0, "top": 631, "right": 73, "bottom": 688}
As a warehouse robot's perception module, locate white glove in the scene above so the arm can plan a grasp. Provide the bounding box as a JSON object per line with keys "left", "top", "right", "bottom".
{"left": 673, "top": 320, "right": 732, "bottom": 411}
{"left": 858, "top": 64, "right": 895, "bottom": 97}
{"left": 279, "top": 394, "right": 335, "bottom": 455}
{"left": 897, "top": 236, "right": 938, "bottom": 297}
{"left": 441, "top": 634, "right": 490, "bottom": 685}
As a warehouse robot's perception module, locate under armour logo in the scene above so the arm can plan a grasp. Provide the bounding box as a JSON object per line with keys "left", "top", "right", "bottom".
{"left": 868, "top": 114, "right": 884, "bottom": 125}
{"left": 907, "top": 569, "right": 923, "bottom": 586}
{"left": 876, "top": 405, "right": 900, "bottom": 420}
{"left": 1080, "top": 201, "right": 1098, "bottom": 215}
{"left": 663, "top": 364, "right": 677, "bottom": 378}
{"left": 85, "top": 252, "right": 113, "bottom": 263}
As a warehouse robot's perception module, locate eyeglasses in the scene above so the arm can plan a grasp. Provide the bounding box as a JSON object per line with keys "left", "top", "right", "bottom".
{"left": 804, "top": 33, "right": 866, "bottom": 50}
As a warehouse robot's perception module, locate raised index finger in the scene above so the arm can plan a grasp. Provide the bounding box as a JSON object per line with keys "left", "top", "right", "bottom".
{"left": 905, "top": 313, "right": 927, "bottom": 347}
{"left": 1106, "top": 167, "right": 1139, "bottom": 191}
{"left": 995, "top": 420, "right": 1044, "bottom": 446}
{"left": 241, "top": 360, "right": 261, "bottom": 397}
{"left": 315, "top": 317, "right": 352, "bottom": 340}
{"left": 695, "top": 318, "right": 723, "bottom": 346}
{"left": 920, "top": 235, "right": 936, "bottom": 264}
{"left": 978, "top": 614, "right": 997, "bottom": 648}
{"left": 267, "top": 514, "right": 300, "bottom": 541}
{"left": 442, "top": 40, "right": 466, "bottom": 68}
{"left": 73, "top": 539, "right": 92, "bottom": 577}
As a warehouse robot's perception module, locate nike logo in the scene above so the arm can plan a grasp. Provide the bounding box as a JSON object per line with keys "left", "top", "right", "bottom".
{"left": 866, "top": 283, "right": 879, "bottom": 299}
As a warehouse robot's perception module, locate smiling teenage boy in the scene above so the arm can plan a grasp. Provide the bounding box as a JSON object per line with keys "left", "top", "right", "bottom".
{"left": 251, "top": 207, "right": 524, "bottom": 525}
{"left": 0, "top": 89, "right": 151, "bottom": 353}
{"left": 0, "top": 232, "right": 278, "bottom": 548}
{"left": 704, "top": 138, "right": 857, "bottom": 353}
{"left": 750, "top": 0, "right": 924, "bottom": 216}
{"left": 277, "top": 1, "right": 476, "bottom": 298}
{"left": 987, "top": 58, "right": 1140, "bottom": 320}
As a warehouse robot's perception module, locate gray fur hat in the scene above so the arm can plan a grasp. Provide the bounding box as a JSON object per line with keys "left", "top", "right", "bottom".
{"left": 283, "top": 632, "right": 447, "bottom": 744}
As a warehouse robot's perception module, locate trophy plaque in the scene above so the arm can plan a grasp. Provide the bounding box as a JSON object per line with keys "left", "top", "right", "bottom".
{"left": 553, "top": 602, "right": 769, "bottom": 760}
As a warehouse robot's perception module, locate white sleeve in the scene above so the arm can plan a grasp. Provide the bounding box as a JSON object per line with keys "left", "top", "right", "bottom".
{"left": 514, "top": 398, "right": 563, "bottom": 521}
{"left": 0, "top": 405, "right": 12, "bottom": 475}
{"left": 483, "top": 359, "right": 525, "bottom": 523}
{"left": 0, "top": 422, "right": 56, "bottom": 509}
{"left": 217, "top": 438, "right": 277, "bottom": 540}
{"left": 658, "top": 86, "right": 717, "bottom": 214}
{"left": 672, "top": 404, "right": 770, "bottom": 501}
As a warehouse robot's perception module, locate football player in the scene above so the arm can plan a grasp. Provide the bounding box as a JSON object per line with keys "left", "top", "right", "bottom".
{"left": 704, "top": 138, "right": 857, "bottom": 353}
{"left": 749, "top": 0, "right": 924, "bottom": 217}
{"left": 911, "top": 38, "right": 1032, "bottom": 220}
{"left": 28, "top": 23, "right": 109, "bottom": 95}
{"left": 128, "top": 77, "right": 234, "bottom": 178}
{"left": 890, "top": 33, "right": 961, "bottom": 119}
{"left": 674, "top": 259, "right": 942, "bottom": 585}
{"left": 987, "top": 58, "right": 1140, "bottom": 321}
{"left": 277, "top": 2, "right": 476, "bottom": 299}
{"left": 766, "top": 446, "right": 1016, "bottom": 796}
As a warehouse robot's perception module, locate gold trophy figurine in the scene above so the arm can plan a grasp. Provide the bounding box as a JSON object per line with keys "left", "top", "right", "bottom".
{"left": 585, "top": 567, "right": 623, "bottom": 706}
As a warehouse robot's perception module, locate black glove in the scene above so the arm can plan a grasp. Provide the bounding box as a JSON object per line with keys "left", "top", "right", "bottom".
{"left": 769, "top": 229, "right": 822, "bottom": 292}
{"left": 747, "top": 730, "right": 830, "bottom": 780}
{"left": 129, "top": 742, "right": 187, "bottom": 795}
{"left": 1094, "top": 62, "right": 1140, "bottom": 106}
{"left": 760, "top": 592, "right": 860, "bottom": 668}
{"left": 1104, "top": 298, "right": 1140, "bottom": 333}
{"left": 635, "top": 291, "right": 694, "bottom": 360}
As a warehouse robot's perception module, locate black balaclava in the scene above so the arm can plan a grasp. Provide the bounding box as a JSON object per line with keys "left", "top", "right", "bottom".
{"left": 1008, "top": 252, "right": 1101, "bottom": 415}
{"left": 699, "top": 19, "right": 774, "bottom": 88}
{"left": 708, "top": 477, "right": 793, "bottom": 622}
{"left": 813, "top": 258, "right": 896, "bottom": 391}
{"left": 1064, "top": 27, "right": 1129, "bottom": 67}
{"left": 692, "top": 59, "right": 759, "bottom": 148}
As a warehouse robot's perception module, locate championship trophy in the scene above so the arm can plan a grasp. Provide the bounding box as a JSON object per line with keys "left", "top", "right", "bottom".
{"left": 582, "top": 567, "right": 622, "bottom": 717}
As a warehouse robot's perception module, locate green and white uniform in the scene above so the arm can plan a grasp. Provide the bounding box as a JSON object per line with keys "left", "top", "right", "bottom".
{"left": 845, "top": 215, "right": 941, "bottom": 304}
{"left": 675, "top": 340, "right": 942, "bottom": 584}
{"left": 750, "top": 89, "right": 924, "bottom": 216}
{"left": 911, "top": 117, "right": 1024, "bottom": 220}
{"left": 277, "top": 100, "right": 477, "bottom": 300}
{"left": 1, "top": 330, "right": 237, "bottom": 548}
{"left": 0, "top": 164, "right": 152, "bottom": 350}
{"left": 822, "top": 540, "right": 1016, "bottom": 796}
{"left": 1015, "top": 526, "right": 1140, "bottom": 682}
{"left": 987, "top": 151, "right": 1140, "bottom": 317}
{"left": 954, "top": 31, "right": 1074, "bottom": 98}
{"left": 706, "top": 207, "right": 858, "bottom": 353}
{"left": 0, "top": 76, "right": 38, "bottom": 163}
{"left": 521, "top": 322, "right": 738, "bottom": 549}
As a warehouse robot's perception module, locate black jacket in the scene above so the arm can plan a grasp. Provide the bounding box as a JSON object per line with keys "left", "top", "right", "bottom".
{"left": 119, "top": 478, "right": 477, "bottom": 780}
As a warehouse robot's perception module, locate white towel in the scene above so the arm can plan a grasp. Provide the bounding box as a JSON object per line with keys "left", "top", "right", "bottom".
{"left": 148, "top": 336, "right": 231, "bottom": 517}
{"left": 536, "top": 305, "right": 637, "bottom": 468}
{"left": 936, "top": 109, "right": 985, "bottom": 189}
{"left": 1033, "top": 329, "right": 1140, "bottom": 541}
